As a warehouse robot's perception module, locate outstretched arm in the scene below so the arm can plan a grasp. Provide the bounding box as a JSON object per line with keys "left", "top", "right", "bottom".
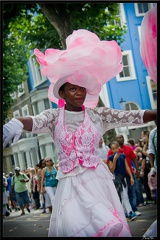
{"left": 17, "top": 117, "right": 33, "bottom": 131}
{"left": 143, "top": 110, "right": 157, "bottom": 123}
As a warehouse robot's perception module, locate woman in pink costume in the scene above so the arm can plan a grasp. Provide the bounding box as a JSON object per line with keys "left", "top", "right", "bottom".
{"left": 3, "top": 29, "right": 157, "bottom": 237}
{"left": 140, "top": 5, "right": 157, "bottom": 238}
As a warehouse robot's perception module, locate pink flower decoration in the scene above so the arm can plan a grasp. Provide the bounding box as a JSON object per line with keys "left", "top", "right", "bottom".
{"left": 140, "top": 5, "right": 157, "bottom": 82}
{"left": 34, "top": 29, "right": 123, "bottom": 108}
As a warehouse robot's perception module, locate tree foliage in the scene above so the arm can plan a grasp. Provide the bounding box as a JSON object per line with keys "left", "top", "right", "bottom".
{"left": 3, "top": 2, "right": 126, "bottom": 123}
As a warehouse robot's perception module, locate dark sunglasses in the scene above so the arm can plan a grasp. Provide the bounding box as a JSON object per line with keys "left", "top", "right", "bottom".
{"left": 46, "top": 159, "right": 52, "bottom": 162}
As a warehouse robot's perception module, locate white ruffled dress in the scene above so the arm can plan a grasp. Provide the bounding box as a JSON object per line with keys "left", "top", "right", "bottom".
{"left": 31, "top": 106, "right": 145, "bottom": 237}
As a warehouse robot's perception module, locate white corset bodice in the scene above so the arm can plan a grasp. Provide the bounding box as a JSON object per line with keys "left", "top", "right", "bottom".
{"left": 53, "top": 107, "right": 101, "bottom": 173}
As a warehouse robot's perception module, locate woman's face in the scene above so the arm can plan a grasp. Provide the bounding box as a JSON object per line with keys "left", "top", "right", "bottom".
{"left": 45, "top": 158, "right": 54, "bottom": 166}
{"left": 111, "top": 143, "right": 119, "bottom": 153}
{"left": 59, "top": 83, "right": 87, "bottom": 111}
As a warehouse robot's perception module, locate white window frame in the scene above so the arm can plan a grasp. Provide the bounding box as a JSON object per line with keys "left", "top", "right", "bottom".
{"left": 134, "top": 3, "right": 155, "bottom": 17}
{"left": 105, "top": 3, "right": 126, "bottom": 28}
{"left": 146, "top": 76, "right": 157, "bottom": 110}
{"left": 32, "top": 102, "right": 39, "bottom": 116}
{"left": 17, "top": 82, "right": 25, "bottom": 97}
{"left": 119, "top": 3, "right": 126, "bottom": 27}
{"left": 31, "top": 89, "right": 52, "bottom": 115}
{"left": 116, "top": 50, "right": 136, "bottom": 81}
{"left": 125, "top": 101, "right": 140, "bottom": 110}
{"left": 21, "top": 104, "right": 29, "bottom": 117}
{"left": 29, "top": 55, "right": 47, "bottom": 88}
{"left": 13, "top": 110, "right": 20, "bottom": 118}
{"left": 21, "top": 104, "right": 33, "bottom": 137}
{"left": 99, "top": 84, "right": 110, "bottom": 107}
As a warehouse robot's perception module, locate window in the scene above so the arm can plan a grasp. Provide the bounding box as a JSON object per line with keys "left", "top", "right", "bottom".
{"left": 146, "top": 77, "right": 157, "bottom": 109}
{"left": 21, "top": 105, "right": 29, "bottom": 116}
{"left": 44, "top": 99, "right": 50, "bottom": 110}
{"left": 32, "top": 99, "right": 51, "bottom": 115}
{"left": 22, "top": 105, "right": 33, "bottom": 137}
{"left": 125, "top": 102, "right": 139, "bottom": 110}
{"left": 116, "top": 50, "right": 136, "bottom": 81}
{"left": 22, "top": 152, "right": 27, "bottom": 170}
{"left": 17, "top": 83, "right": 25, "bottom": 97}
{"left": 11, "top": 155, "right": 15, "bottom": 166}
{"left": 134, "top": 3, "right": 155, "bottom": 17}
{"left": 29, "top": 56, "right": 47, "bottom": 87}
{"left": 13, "top": 110, "right": 20, "bottom": 118}
{"left": 119, "top": 3, "right": 126, "bottom": 27}
{"left": 32, "top": 102, "right": 39, "bottom": 115}
{"left": 105, "top": 3, "right": 126, "bottom": 28}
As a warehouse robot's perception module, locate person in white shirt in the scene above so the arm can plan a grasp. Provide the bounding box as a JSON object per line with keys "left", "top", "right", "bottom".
{"left": 98, "top": 138, "right": 109, "bottom": 162}
{"left": 148, "top": 124, "right": 157, "bottom": 170}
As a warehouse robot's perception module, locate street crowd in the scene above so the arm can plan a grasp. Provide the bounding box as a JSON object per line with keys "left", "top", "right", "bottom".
{"left": 3, "top": 157, "right": 59, "bottom": 218}
{"left": 3, "top": 130, "right": 157, "bottom": 222}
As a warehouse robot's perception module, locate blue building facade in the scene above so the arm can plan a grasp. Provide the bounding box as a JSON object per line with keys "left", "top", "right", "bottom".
{"left": 105, "top": 3, "right": 156, "bottom": 111}
{"left": 98, "top": 2, "right": 157, "bottom": 142}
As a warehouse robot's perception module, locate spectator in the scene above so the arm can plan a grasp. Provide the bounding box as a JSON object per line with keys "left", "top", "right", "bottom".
{"left": 148, "top": 166, "right": 157, "bottom": 204}
{"left": 41, "top": 157, "right": 58, "bottom": 214}
{"left": 129, "top": 140, "right": 145, "bottom": 207}
{"left": 148, "top": 122, "right": 157, "bottom": 170}
{"left": 147, "top": 121, "right": 157, "bottom": 205}
{"left": 131, "top": 160, "right": 144, "bottom": 207}
{"left": 127, "top": 138, "right": 137, "bottom": 151}
{"left": 108, "top": 134, "right": 141, "bottom": 217}
{"left": 11, "top": 167, "right": 30, "bottom": 216}
{"left": 3, "top": 173, "right": 10, "bottom": 218}
{"left": 25, "top": 171, "right": 32, "bottom": 204}
{"left": 37, "top": 159, "right": 52, "bottom": 214}
{"left": 98, "top": 138, "right": 109, "bottom": 163}
{"left": 26, "top": 167, "right": 35, "bottom": 209}
{"left": 108, "top": 141, "right": 137, "bottom": 221}
{"left": 136, "top": 131, "right": 153, "bottom": 204}
{"left": 7, "top": 172, "right": 18, "bottom": 211}
{"left": 30, "top": 168, "right": 41, "bottom": 210}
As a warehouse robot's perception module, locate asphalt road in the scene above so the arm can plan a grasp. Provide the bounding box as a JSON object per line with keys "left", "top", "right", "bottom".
{"left": 2, "top": 203, "right": 157, "bottom": 238}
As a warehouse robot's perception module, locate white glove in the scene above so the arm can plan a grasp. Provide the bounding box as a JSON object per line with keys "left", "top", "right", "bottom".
{"left": 3, "top": 118, "right": 24, "bottom": 149}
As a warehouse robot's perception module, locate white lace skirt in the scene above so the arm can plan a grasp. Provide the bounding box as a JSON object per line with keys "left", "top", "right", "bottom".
{"left": 48, "top": 162, "right": 132, "bottom": 237}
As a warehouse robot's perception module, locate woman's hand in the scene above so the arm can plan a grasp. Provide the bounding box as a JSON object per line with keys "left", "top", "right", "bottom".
{"left": 130, "top": 177, "right": 134, "bottom": 186}
{"left": 41, "top": 188, "right": 45, "bottom": 195}
{"left": 114, "top": 152, "right": 119, "bottom": 161}
{"left": 20, "top": 179, "right": 26, "bottom": 183}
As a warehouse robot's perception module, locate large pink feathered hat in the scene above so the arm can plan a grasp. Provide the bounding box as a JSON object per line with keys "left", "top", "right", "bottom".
{"left": 34, "top": 29, "right": 123, "bottom": 108}
{"left": 140, "top": 5, "right": 157, "bottom": 82}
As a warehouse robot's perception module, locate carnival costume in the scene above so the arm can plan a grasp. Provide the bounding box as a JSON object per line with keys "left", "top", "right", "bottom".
{"left": 4, "top": 29, "right": 149, "bottom": 237}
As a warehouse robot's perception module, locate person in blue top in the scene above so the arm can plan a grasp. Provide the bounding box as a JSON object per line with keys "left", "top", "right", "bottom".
{"left": 107, "top": 141, "right": 137, "bottom": 221}
{"left": 7, "top": 172, "right": 18, "bottom": 211}
{"left": 41, "top": 156, "right": 58, "bottom": 213}
{"left": 3, "top": 173, "right": 10, "bottom": 218}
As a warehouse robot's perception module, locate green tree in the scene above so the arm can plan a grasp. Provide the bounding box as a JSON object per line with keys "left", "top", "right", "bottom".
{"left": 3, "top": 2, "right": 126, "bottom": 139}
